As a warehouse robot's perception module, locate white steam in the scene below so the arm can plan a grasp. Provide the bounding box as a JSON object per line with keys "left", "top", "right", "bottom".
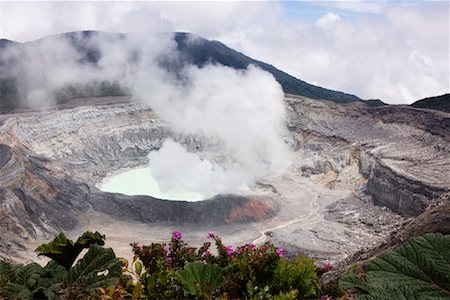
{"left": 2, "top": 32, "right": 290, "bottom": 198}
{"left": 148, "top": 139, "right": 248, "bottom": 198}
{"left": 144, "top": 64, "right": 290, "bottom": 198}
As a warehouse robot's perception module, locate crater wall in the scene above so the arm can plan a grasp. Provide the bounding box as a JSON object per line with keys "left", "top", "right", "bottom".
{"left": 287, "top": 96, "right": 450, "bottom": 216}
{"left": 0, "top": 96, "right": 448, "bottom": 262}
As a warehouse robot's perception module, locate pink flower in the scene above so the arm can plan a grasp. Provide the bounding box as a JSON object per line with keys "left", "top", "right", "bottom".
{"left": 225, "top": 246, "right": 234, "bottom": 255}
{"left": 202, "top": 250, "right": 211, "bottom": 259}
{"left": 247, "top": 243, "right": 255, "bottom": 250}
{"left": 165, "top": 257, "right": 172, "bottom": 263}
{"left": 207, "top": 231, "right": 215, "bottom": 239}
{"left": 322, "top": 262, "right": 333, "bottom": 270}
{"left": 276, "top": 248, "right": 286, "bottom": 257}
{"left": 162, "top": 244, "right": 169, "bottom": 254}
{"left": 172, "top": 231, "right": 183, "bottom": 240}
{"left": 135, "top": 243, "right": 143, "bottom": 252}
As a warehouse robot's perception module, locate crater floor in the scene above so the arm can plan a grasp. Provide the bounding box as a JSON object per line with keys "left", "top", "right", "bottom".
{"left": 0, "top": 95, "right": 448, "bottom": 263}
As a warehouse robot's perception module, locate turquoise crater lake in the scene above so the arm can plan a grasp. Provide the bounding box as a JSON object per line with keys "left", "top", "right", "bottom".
{"left": 99, "top": 167, "right": 205, "bottom": 201}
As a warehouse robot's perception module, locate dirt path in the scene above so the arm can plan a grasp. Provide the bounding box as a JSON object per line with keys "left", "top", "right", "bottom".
{"left": 252, "top": 191, "right": 321, "bottom": 245}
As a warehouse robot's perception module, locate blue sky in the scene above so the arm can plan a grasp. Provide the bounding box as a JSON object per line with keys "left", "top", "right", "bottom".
{"left": 282, "top": 1, "right": 332, "bottom": 21}
{"left": 281, "top": 1, "right": 379, "bottom": 20}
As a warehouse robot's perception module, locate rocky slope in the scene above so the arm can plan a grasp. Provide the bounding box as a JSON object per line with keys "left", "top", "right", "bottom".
{"left": 0, "top": 95, "right": 448, "bottom": 263}
{"left": 287, "top": 97, "right": 449, "bottom": 216}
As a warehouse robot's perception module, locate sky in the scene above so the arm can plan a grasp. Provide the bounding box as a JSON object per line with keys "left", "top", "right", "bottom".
{"left": 0, "top": 0, "right": 449, "bottom": 104}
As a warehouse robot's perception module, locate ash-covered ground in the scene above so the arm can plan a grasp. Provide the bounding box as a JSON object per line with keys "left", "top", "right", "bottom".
{"left": 1, "top": 95, "right": 449, "bottom": 264}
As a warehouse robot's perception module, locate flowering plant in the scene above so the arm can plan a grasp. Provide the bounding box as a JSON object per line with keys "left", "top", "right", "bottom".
{"left": 122, "top": 231, "right": 324, "bottom": 299}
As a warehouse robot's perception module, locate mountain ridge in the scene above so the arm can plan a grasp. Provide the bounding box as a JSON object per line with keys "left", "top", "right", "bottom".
{"left": 411, "top": 93, "right": 450, "bottom": 113}
{"left": 173, "top": 32, "right": 364, "bottom": 103}
{"left": 0, "top": 30, "right": 385, "bottom": 113}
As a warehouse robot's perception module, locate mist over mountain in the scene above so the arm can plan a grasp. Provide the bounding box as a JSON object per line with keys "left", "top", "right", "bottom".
{"left": 0, "top": 31, "right": 382, "bottom": 113}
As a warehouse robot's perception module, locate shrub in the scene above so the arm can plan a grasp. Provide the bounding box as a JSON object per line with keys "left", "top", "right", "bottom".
{"left": 0, "top": 232, "right": 121, "bottom": 300}
{"left": 1, "top": 231, "right": 335, "bottom": 299}
{"left": 126, "top": 231, "right": 324, "bottom": 299}
{"left": 272, "top": 256, "right": 320, "bottom": 298}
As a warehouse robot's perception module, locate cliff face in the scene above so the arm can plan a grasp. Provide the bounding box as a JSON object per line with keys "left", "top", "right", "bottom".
{"left": 286, "top": 96, "right": 449, "bottom": 216}
{"left": 0, "top": 143, "right": 91, "bottom": 261}
{"left": 366, "top": 160, "right": 448, "bottom": 216}
{"left": 0, "top": 96, "right": 448, "bottom": 262}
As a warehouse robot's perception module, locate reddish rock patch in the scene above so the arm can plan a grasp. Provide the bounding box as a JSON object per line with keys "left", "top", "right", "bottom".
{"left": 226, "top": 197, "right": 276, "bottom": 223}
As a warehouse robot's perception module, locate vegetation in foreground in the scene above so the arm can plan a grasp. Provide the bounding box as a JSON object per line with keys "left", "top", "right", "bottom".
{"left": 0, "top": 231, "right": 448, "bottom": 299}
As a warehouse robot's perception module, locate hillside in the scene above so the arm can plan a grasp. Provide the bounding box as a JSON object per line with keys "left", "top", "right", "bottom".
{"left": 173, "top": 32, "right": 362, "bottom": 103}
{"left": 411, "top": 93, "right": 450, "bottom": 113}
{"left": 0, "top": 39, "right": 18, "bottom": 49}
{"left": 0, "top": 31, "right": 375, "bottom": 113}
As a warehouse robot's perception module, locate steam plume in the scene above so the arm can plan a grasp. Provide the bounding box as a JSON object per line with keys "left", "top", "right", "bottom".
{"left": 1, "top": 32, "right": 291, "bottom": 197}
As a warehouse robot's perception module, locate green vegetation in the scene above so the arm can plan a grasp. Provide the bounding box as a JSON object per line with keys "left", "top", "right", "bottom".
{"left": 35, "top": 231, "right": 105, "bottom": 270}
{"left": 339, "top": 233, "right": 450, "bottom": 299}
{"left": 176, "top": 262, "right": 224, "bottom": 300}
{"left": 0, "top": 231, "right": 447, "bottom": 299}
{"left": 52, "top": 81, "right": 130, "bottom": 105}
{"left": 121, "top": 231, "right": 324, "bottom": 299}
{"left": 0, "top": 79, "right": 129, "bottom": 113}
{"left": 411, "top": 93, "right": 450, "bottom": 113}
{"left": 0, "top": 231, "right": 121, "bottom": 300}
{"left": 0, "top": 231, "right": 326, "bottom": 299}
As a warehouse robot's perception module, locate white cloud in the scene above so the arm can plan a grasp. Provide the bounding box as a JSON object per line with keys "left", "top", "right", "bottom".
{"left": 2, "top": 2, "right": 173, "bottom": 42}
{"left": 218, "top": 2, "right": 449, "bottom": 104}
{"left": 1, "top": 1, "right": 449, "bottom": 104}
{"left": 316, "top": 12, "right": 342, "bottom": 28}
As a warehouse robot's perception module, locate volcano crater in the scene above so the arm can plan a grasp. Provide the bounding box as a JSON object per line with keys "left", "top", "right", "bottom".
{"left": 0, "top": 95, "right": 448, "bottom": 263}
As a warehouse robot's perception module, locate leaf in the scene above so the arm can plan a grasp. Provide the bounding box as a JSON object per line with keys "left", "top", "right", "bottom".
{"left": 0, "top": 261, "right": 15, "bottom": 293}
{"left": 6, "top": 263, "right": 43, "bottom": 300}
{"left": 39, "top": 261, "right": 68, "bottom": 300}
{"left": 340, "top": 233, "right": 450, "bottom": 299}
{"left": 134, "top": 261, "right": 143, "bottom": 276}
{"left": 176, "top": 262, "right": 224, "bottom": 299}
{"left": 7, "top": 283, "right": 33, "bottom": 300}
{"left": 339, "top": 273, "right": 371, "bottom": 294}
{"left": 272, "top": 256, "right": 319, "bottom": 298}
{"left": 203, "top": 263, "right": 224, "bottom": 292}
{"left": 76, "top": 231, "right": 106, "bottom": 247}
{"left": 177, "top": 262, "right": 203, "bottom": 297}
{"left": 36, "top": 231, "right": 105, "bottom": 270}
{"left": 65, "top": 244, "right": 122, "bottom": 292}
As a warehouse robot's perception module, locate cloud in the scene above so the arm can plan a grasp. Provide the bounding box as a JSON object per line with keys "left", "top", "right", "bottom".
{"left": 2, "top": 1, "right": 448, "bottom": 104}
{"left": 218, "top": 2, "right": 449, "bottom": 104}
{"left": 2, "top": 2, "right": 172, "bottom": 42}
{"left": 316, "top": 12, "right": 341, "bottom": 28}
